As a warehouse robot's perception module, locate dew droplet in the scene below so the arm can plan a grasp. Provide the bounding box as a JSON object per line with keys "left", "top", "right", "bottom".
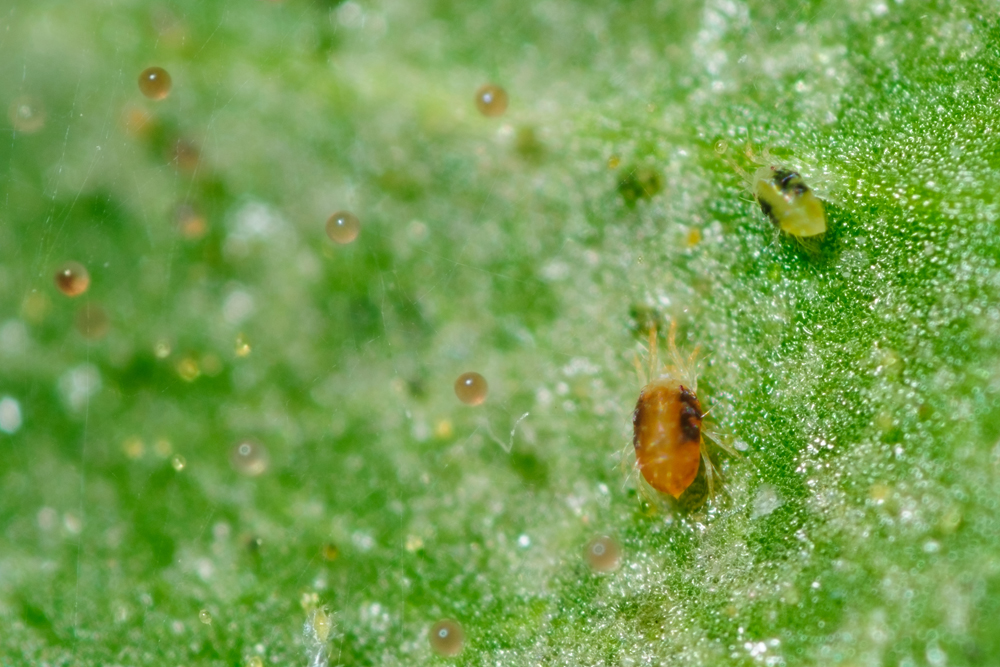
{"left": 230, "top": 440, "right": 269, "bottom": 476}
{"left": 454, "top": 372, "right": 488, "bottom": 405}
{"left": 75, "top": 304, "right": 110, "bottom": 340}
{"left": 429, "top": 619, "right": 464, "bottom": 657}
{"left": 54, "top": 261, "right": 90, "bottom": 297}
{"left": 584, "top": 535, "right": 621, "bottom": 573}
{"left": 325, "top": 211, "right": 360, "bottom": 245}
{"left": 9, "top": 95, "right": 46, "bottom": 133}
{"left": 171, "top": 454, "right": 187, "bottom": 471}
{"left": 198, "top": 609, "right": 212, "bottom": 624}
{"left": 138, "top": 67, "right": 172, "bottom": 100}
{"left": 474, "top": 84, "right": 508, "bottom": 117}
{"left": 0, "top": 396, "right": 23, "bottom": 435}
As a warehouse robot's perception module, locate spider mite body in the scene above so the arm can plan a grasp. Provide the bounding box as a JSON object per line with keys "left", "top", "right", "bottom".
{"left": 632, "top": 378, "right": 703, "bottom": 498}
{"left": 716, "top": 140, "right": 827, "bottom": 241}
{"left": 630, "top": 323, "right": 736, "bottom": 501}
{"left": 752, "top": 166, "right": 826, "bottom": 238}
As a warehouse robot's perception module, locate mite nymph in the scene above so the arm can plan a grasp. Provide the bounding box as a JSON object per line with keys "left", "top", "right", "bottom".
{"left": 717, "top": 141, "right": 827, "bottom": 240}
{"left": 751, "top": 166, "right": 826, "bottom": 238}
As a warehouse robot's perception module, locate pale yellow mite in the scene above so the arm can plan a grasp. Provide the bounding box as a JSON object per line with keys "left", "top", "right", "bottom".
{"left": 717, "top": 141, "right": 827, "bottom": 239}
{"left": 751, "top": 166, "right": 827, "bottom": 238}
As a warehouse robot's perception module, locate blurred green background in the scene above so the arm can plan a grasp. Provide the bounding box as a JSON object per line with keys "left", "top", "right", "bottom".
{"left": 3, "top": 0, "right": 1000, "bottom": 665}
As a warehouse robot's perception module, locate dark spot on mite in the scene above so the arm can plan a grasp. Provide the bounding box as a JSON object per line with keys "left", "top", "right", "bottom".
{"left": 776, "top": 169, "right": 808, "bottom": 196}
{"left": 775, "top": 169, "right": 797, "bottom": 186}
{"left": 631, "top": 398, "right": 646, "bottom": 450}
{"left": 678, "top": 386, "right": 703, "bottom": 442}
{"left": 678, "top": 386, "right": 701, "bottom": 412}
{"left": 758, "top": 197, "right": 778, "bottom": 225}
{"left": 679, "top": 406, "right": 701, "bottom": 441}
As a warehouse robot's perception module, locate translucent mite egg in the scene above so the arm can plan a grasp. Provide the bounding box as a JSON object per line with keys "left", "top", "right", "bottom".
{"left": 247, "top": 535, "right": 263, "bottom": 554}
{"left": 75, "top": 304, "right": 110, "bottom": 339}
{"left": 234, "top": 333, "right": 252, "bottom": 357}
{"left": 752, "top": 166, "right": 826, "bottom": 238}
{"left": 138, "top": 67, "right": 172, "bottom": 100}
{"left": 584, "top": 535, "right": 621, "bottom": 573}
{"left": 631, "top": 323, "right": 736, "bottom": 500}
{"left": 474, "top": 84, "right": 508, "bottom": 117}
{"left": 175, "top": 203, "right": 207, "bottom": 239}
{"left": 429, "top": 619, "right": 464, "bottom": 657}
{"left": 514, "top": 126, "right": 544, "bottom": 162}
{"left": 22, "top": 292, "right": 50, "bottom": 323}
{"left": 171, "top": 138, "right": 200, "bottom": 171}
{"left": 176, "top": 357, "right": 200, "bottom": 382}
{"left": 9, "top": 96, "right": 46, "bottom": 133}
{"left": 54, "top": 261, "right": 90, "bottom": 297}
{"left": 123, "top": 437, "right": 144, "bottom": 459}
{"left": 325, "top": 211, "right": 360, "bottom": 244}
{"left": 454, "top": 372, "right": 488, "bottom": 405}
{"left": 230, "top": 440, "right": 269, "bottom": 476}
{"left": 198, "top": 609, "right": 212, "bottom": 624}
{"left": 434, "top": 418, "right": 453, "bottom": 439}
{"left": 321, "top": 543, "right": 340, "bottom": 561}
{"left": 154, "top": 339, "right": 172, "bottom": 358}
{"left": 122, "top": 105, "right": 154, "bottom": 137}
{"left": 154, "top": 438, "right": 173, "bottom": 457}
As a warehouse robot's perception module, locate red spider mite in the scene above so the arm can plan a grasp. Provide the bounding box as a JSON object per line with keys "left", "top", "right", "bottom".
{"left": 631, "top": 322, "right": 737, "bottom": 500}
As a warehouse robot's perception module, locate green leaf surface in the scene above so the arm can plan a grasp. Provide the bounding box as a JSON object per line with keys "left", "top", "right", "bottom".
{"left": 2, "top": 1, "right": 1000, "bottom": 665}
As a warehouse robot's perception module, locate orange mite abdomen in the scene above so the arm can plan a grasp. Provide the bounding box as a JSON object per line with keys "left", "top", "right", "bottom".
{"left": 632, "top": 379, "right": 703, "bottom": 499}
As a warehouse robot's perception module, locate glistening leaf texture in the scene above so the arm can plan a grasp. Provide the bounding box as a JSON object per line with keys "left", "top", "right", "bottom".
{"left": 1, "top": 1, "right": 999, "bottom": 665}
